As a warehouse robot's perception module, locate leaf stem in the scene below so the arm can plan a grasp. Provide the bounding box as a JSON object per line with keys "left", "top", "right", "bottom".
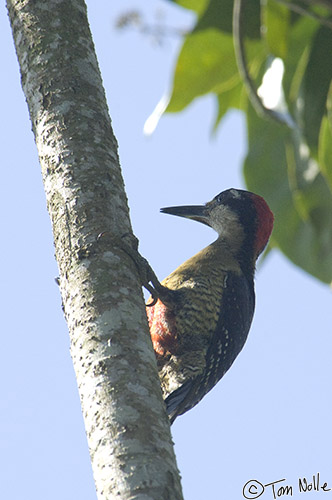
{"left": 276, "top": 0, "right": 332, "bottom": 29}
{"left": 232, "top": 0, "right": 293, "bottom": 127}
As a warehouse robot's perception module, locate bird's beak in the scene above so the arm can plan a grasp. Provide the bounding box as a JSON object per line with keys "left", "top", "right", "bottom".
{"left": 160, "top": 204, "right": 211, "bottom": 227}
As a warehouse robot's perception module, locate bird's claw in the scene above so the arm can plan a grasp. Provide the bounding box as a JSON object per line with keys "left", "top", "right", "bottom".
{"left": 97, "top": 231, "right": 164, "bottom": 306}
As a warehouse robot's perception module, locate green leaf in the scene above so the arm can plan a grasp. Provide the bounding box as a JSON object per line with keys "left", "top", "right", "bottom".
{"left": 303, "top": 25, "right": 332, "bottom": 156}
{"left": 262, "top": 0, "right": 290, "bottom": 59}
{"left": 327, "top": 79, "right": 332, "bottom": 128}
{"left": 165, "top": 0, "right": 208, "bottom": 14}
{"left": 282, "top": 16, "right": 318, "bottom": 109}
{"left": 213, "top": 79, "right": 245, "bottom": 131}
{"left": 167, "top": 28, "right": 264, "bottom": 113}
{"left": 244, "top": 103, "right": 332, "bottom": 284}
{"left": 167, "top": 29, "right": 238, "bottom": 112}
{"left": 318, "top": 115, "right": 332, "bottom": 192}
{"left": 195, "top": 0, "right": 260, "bottom": 38}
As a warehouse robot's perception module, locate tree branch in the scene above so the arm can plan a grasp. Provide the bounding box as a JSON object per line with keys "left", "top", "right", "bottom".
{"left": 6, "top": 0, "right": 183, "bottom": 499}
{"left": 232, "top": 0, "right": 293, "bottom": 127}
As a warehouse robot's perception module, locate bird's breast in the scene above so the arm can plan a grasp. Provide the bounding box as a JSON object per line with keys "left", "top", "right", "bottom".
{"left": 147, "top": 271, "right": 226, "bottom": 364}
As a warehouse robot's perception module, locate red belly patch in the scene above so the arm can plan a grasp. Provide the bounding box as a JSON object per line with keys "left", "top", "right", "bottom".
{"left": 146, "top": 299, "right": 178, "bottom": 357}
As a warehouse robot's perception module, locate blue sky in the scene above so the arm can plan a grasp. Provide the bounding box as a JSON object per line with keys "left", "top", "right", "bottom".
{"left": 1, "top": 1, "right": 332, "bottom": 499}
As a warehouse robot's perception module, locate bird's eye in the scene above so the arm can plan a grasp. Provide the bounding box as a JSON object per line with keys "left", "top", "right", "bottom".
{"left": 215, "top": 193, "right": 224, "bottom": 204}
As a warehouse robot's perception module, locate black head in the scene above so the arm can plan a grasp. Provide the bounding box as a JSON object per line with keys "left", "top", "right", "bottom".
{"left": 161, "top": 188, "right": 274, "bottom": 266}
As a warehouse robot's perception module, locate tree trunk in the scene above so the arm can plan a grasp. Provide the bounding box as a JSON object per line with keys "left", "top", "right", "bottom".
{"left": 6, "top": 1, "right": 183, "bottom": 499}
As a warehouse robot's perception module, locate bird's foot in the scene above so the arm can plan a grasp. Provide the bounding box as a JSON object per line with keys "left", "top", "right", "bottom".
{"left": 97, "top": 231, "right": 168, "bottom": 307}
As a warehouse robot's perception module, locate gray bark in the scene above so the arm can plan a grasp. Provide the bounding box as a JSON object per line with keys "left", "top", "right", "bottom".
{"left": 6, "top": 1, "right": 183, "bottom": 499}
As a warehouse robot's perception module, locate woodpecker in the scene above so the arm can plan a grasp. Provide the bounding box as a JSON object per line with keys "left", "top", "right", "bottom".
{"left": 146, "top": 188, "right": 274, "bottom": 424}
